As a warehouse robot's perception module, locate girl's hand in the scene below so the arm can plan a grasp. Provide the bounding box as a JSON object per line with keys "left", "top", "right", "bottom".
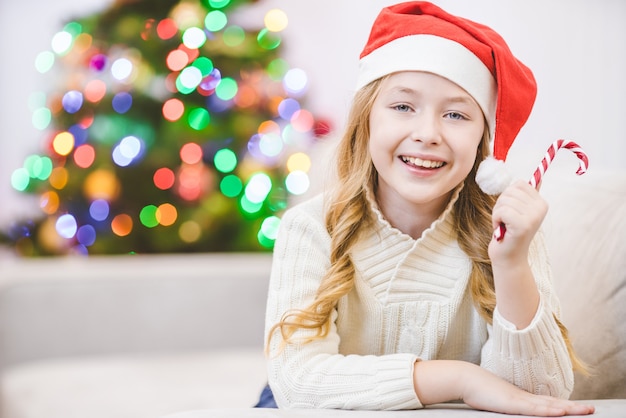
{"left": 414, "top": 360, "right": 595, "bottom": 416}
{"left": 489, "top": 180, "right": 548, "bottom": 267}
{"left": 460, "top": 362, "right": 595, "bottom": 416}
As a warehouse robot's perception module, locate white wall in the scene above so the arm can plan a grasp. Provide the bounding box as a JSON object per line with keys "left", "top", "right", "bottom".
{"left": 1, "top": 0, "right": 624, "bottom": 228}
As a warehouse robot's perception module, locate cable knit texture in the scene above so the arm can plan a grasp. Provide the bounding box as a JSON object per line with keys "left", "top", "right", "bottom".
{"left": 265, "top": 190, "right": 574, "bottom": 410}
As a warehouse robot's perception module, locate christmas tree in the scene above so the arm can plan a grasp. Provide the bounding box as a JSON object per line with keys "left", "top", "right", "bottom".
{"left": 6, "top": 0, "right": 328, "bottom": 256}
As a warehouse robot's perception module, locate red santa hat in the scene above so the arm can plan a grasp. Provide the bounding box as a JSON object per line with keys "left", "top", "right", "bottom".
{"left": 357, "top": 1, "right": 537, "bottom": 194}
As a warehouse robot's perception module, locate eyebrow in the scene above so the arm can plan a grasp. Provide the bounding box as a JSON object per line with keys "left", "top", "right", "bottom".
{"left": 384, "top": 86, "right": 476, "bottom": 106}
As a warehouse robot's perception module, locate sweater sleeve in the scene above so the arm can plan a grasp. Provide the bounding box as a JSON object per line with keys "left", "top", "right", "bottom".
{"left": 480, "top": 230, "right": 575, "bottom": 398}
{"left": 264, "top": 198, "right": 422, "bottom": 410}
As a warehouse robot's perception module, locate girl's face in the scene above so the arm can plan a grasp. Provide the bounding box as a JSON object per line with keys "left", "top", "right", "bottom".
{"left": 369, "top": 71, "right": 485, "bottom": 218}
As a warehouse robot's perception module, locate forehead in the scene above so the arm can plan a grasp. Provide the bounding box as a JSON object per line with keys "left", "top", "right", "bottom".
{"left": 378, "top": 71, "right": 479, "bottom": 106}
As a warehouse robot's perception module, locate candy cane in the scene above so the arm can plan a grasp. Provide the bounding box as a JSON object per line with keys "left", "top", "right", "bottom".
{"left": 494, "top": 139, "right": 589, "bottom": 241}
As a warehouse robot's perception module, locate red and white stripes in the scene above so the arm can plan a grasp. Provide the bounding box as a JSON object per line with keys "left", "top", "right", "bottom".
{"left": 495, "top": 139, "right": 589, "bottom": 241}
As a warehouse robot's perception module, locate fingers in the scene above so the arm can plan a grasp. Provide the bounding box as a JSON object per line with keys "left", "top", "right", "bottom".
{"left": 491, "top": 180, "right": 548, "bottom": 237}
{"left": 521, "top": 396, "right": 595, "bottom": 417}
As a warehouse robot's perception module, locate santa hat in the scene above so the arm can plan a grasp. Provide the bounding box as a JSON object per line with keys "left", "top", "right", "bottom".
{"left": 357, "top": 1, "right": 537, "bottom": 194}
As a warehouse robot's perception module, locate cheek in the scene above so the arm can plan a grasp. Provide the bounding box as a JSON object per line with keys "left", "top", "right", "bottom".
{"left": 457, "top": 133, "right": 483, "bottom": 170}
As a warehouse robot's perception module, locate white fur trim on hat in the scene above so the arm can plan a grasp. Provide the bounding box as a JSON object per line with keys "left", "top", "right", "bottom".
{"left": 357, "top": 34, "right": 497, "bottom": 140}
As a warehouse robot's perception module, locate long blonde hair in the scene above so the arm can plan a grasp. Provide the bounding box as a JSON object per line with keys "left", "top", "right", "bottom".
{"left": 267, "top": 77, "right": 585, "bottom": 372}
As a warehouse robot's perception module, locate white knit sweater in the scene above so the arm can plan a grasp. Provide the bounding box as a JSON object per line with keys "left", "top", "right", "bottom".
{"left": 264, "top": 191, "right": 574, "bottom": 410}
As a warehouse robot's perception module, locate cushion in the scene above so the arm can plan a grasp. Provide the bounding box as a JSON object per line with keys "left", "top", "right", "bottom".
{"left": 542, "top": 170, "right": 626, "bottom": 399}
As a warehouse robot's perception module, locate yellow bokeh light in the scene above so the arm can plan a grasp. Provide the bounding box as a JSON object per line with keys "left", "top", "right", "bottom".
{"left": 264, "top": 9, "right": 288, "bottom": 32}
{"left": 179, "top": 220, "right": 201, "bottom": 243}
{"left": 286, "top": 152, "right": 311, "bottom": 173}
{"left": 49, "top": 167, "right": 69, "bottom": 190}
{"left": 83, "top": 169, "right": 121, "bottom": 201}
{"left": 52, "top": 131, "right": 75, "bottom": 156}
{"left": 156, "top": 203, "right": 178, "bottom": 226}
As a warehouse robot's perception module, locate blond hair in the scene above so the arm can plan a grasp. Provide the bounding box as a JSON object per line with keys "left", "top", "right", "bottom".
{"left": 268, "top": 78, "right": 585, "bottom": 372}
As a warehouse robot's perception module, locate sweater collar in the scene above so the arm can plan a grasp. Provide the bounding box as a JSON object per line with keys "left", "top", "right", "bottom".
{"left": 365, "top": 182, "right": 463, "bottom": 242}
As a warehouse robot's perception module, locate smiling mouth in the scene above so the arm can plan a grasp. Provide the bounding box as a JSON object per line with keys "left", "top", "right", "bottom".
{"left": 400, "top": 155, "right": 446, "bottom": 169}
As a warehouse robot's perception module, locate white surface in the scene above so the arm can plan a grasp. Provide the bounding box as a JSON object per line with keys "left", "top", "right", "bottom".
{"left": 1, "top": 349, "right": 267, "bottom": 418}
{"left": 161, "top": 399, "right": 626, "bottom": 418}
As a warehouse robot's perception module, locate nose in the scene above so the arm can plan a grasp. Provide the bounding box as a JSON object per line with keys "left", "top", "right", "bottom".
{"left": 410, "top": 112, "right": 442, "bottom": 145}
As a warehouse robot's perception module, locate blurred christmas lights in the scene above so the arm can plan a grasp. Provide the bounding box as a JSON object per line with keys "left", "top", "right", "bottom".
{"left": 7, "top": 0, "right": 331, "bottom": 256}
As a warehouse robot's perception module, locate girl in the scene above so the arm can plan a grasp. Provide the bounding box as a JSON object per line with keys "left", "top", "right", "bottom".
{"left": 260, "top": 2, "right": 595, "bottom": 415}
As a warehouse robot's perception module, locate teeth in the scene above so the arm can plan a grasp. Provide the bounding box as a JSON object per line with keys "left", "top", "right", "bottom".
{"left": 401, "top": 156, "right": 444, "bottom": 168}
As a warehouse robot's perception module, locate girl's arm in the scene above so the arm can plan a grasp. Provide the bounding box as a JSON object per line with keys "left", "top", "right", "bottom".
{"left": 413, "top": 360, "right": 595, "bottom": 416}
{"left": 482, "top": 180, "right": 575, "bottom": 398}
{"left": 489, "top": 180, "right": 546, "bottom": 328}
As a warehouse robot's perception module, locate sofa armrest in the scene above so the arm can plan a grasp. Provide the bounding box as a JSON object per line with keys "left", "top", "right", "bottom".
{"left": 0, "top": 252, "right": 272, "bottom": 370}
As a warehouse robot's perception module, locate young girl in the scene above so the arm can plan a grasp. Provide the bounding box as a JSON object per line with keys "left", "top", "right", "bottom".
{"left": 260, "top": 2, "right": 595, "bottom": 415}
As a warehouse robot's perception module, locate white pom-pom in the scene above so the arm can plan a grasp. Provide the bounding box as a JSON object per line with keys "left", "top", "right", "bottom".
{"left": 475, "top": 156, "right": 513, "bottom": 195}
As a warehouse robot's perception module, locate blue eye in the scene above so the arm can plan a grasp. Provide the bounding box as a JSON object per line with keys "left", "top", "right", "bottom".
{"left": 393, "top": 104, "right": 411, "bottom": 112}
{"left": 446, "top": 112, "right": 466, "bottom": 120}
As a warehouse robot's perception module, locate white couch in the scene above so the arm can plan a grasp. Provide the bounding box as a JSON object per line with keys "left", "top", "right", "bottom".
{"left": 0, "top": 170, "right": 625, "bottom": 418}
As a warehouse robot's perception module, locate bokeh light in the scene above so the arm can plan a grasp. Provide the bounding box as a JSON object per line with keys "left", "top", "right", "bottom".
{"left": 285, "top": 170, "right": 310, "bottom": 195}
{"left": 257, "top": 28, "right": 280, "bottom": 50}
{"left": 35, "top": 51, "right": 55, "bottom": 74}
{"left": 11, "top": 0, "right": 322, "bottom": 255}
{"left": 291, "top": 109, "right": 315, "bottom": 132}
{"left": 187, "top": 107, "right": 210, "bottom": 130}
{"left": 182, "top": 26, "right": 207, "bottom": 49}
{"left": 111, "top": 214, "right": 133, "bottom": 236}
{"left": 32, "top": 107, "right": 52, "bottom": 130}
{"left": 111, "top": 58, "right": 133, "bottom": 81}
{"left": 153, "top": 167, "right": 176, "bottom": 190}
{"left": 208, "top": 0, "right": 230, "bottom": 8}
{"left": 56, "top": 214, "right": 78, "bottom": 239}
{"left": 219, "top": 174, "right": 242, "bottom": 197}
{"left": 112, "top": 92, "right": 133, "bottom": 113}
{"left": 287, "top": 152, "right": 311, "bottom": 172}
{"left": 179, "top": 220, "right": 201, "bottom": 243}
{"left": 205, "top": 11, "right": 227, "bottom": 32}
{"left": 49, "top": 167, "right": 69, "bottom": 190}
{"left": 223, "top": 26, "right": 245, "bottom": 46}
{"left": 214, "top": 148, "right": 237, "bottom": 173}
{"left": 283, "top": 68, "right": 308, "bottom": 95}
{"left": 215, "top": 77, "right": 237, "bottom": 100}
{"left": 51, "top": 31, "right": 73, "bottom": 55}
{"left": 156, "top": 203, "right": 177, "bottom": 226}
{"left": 89, "top": 199, "right": 110, "bottom": 221}
{"left": 157, "top": 18, "right": 178, "bottom": 40}
{"left": 84, "top": 79, "right": 107, "bottom": 102}
{"left": 278, "top": 98, "right": 300, "bottom": 120}
{"left": 264, "top": 9, "right": 288, "bottom": 32}
{"left": 40, "top": 191, "right": 60, "bottom": 214}
{"left": 11, "top": 168, "right": 30, "bottom": 191}
{"left": 245, "top": 172, "right": 272, "bottom": 204}
{"left": 112, "top": 135, "right": 144, "bottom": 167}
{"left": 177, "top": 66, "right": 203, "bottom": 93}
{"left": 180, "top": 142, "right": 203, "bottom": 164}
{"left": 77, "top": 224, "right": 97, "bottom": 246}
{"left": 259, "top": 133, "right": 283, "bottom": 157}
{"left": 74, "top": 144, "right": 96, "bottom": 168}
{"left": 52, "top": 131, "right": 75, "bottom": 156}
{"left": 163, "top": 98, "right": 185, "bottom": 121}
{"left": 83, "top": 169, "right": 120, "bottom": 201}
{"left": 166, "top": 49, "right": 189, "bottom": 71}
{"left": 139, "top": 205, "right": 159, "bottom": 228}
{"left": 62, "top": 90, "right": 83, "bottom": 113}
